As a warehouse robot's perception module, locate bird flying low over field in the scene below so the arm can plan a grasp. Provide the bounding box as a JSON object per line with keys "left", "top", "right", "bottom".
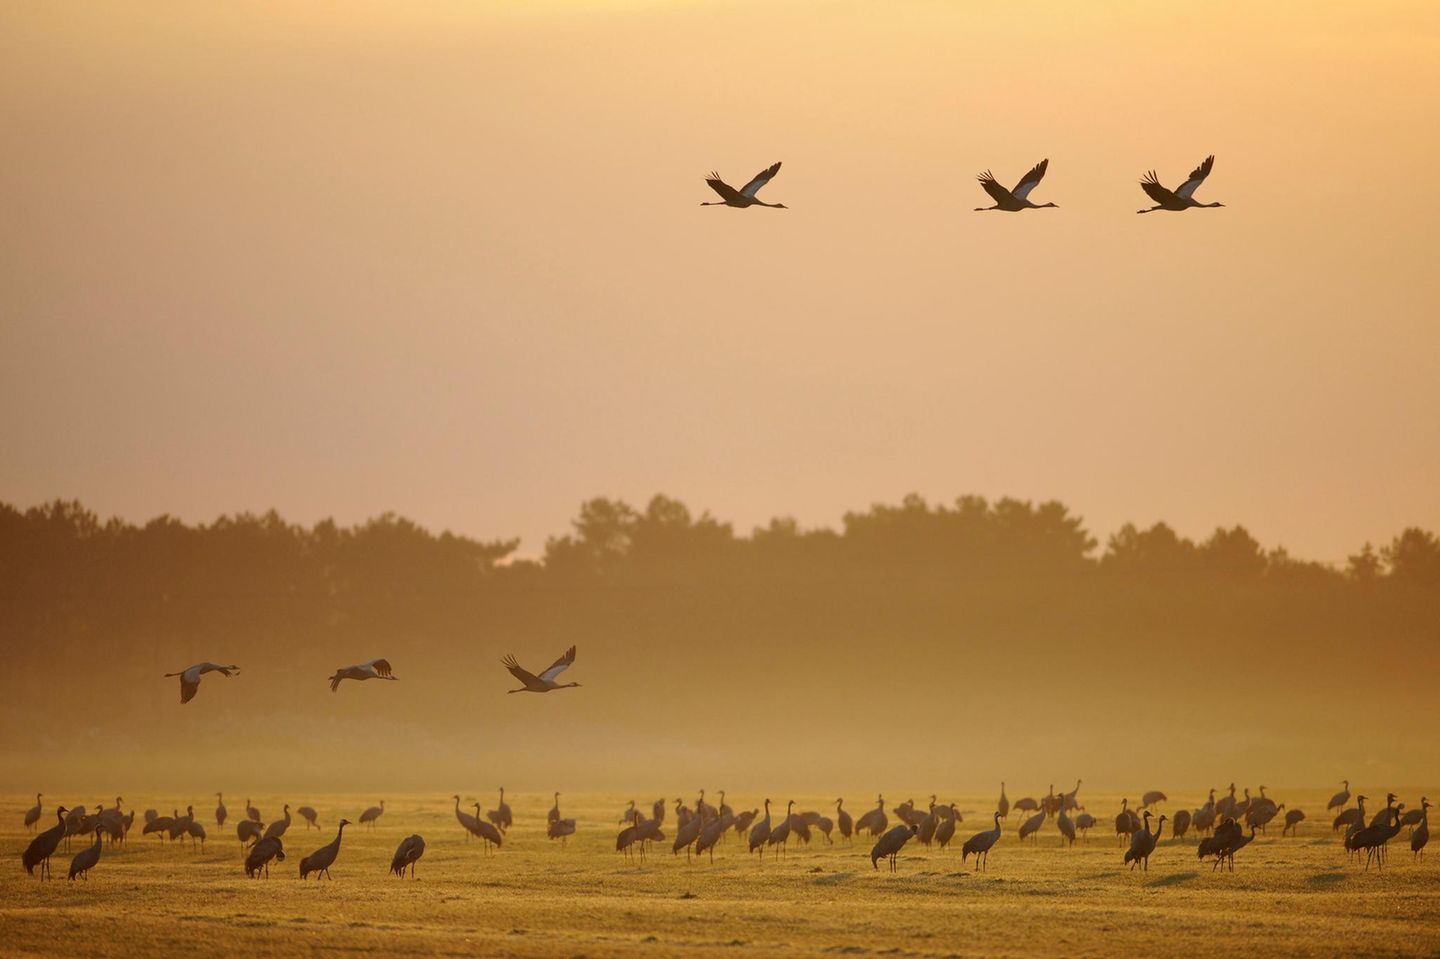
{"left": 1137, "top": 155, "right": 1223, "bottom": 212}
{"left": 328, "top": 658, "right": 397, "bottom": 692}
{"left": 701, "top": 162, "right": 787, "bottom": 208}
{"left": 974, "top": 159, "right": 1057, "bottom": 211}
{"left": 163, "top": 663, "right": 240, "bottom": 704}
{"left": 502, "top": 645, "right": 581, "bottom": 693}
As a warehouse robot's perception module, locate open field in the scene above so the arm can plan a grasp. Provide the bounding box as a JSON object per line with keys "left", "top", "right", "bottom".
{"left": 3, "top": 790, "right": 1438, "bottom": 959}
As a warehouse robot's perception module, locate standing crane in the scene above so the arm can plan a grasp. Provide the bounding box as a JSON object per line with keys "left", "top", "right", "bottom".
{"left": 962, "top": 812, "right": 1003, "bottom": 871}
{"left": 358, "top": 800, "right": 385, "bottom": 830}
{"left": 855, "top": 796, "right": 888, "bottom": 837}
{"left": 997, "top": 783, "right": 1010, "bottom": 820}
{"left": 835, "top": 799, "right": 853, "bottom": 842}
{"left": 491, "top": 788, "right": 513, "bottom": 833}
{"left": 263, "top": 804, "right": 292, "bottom": 841}
{"left": 68, "top": 827, "right": 104, "bottom": 880}
{"left": 1136, "top": 155, "right": 1224, "bottom": 213}
{"left": 299, "top": 819, "right": 350, "bottom": 880}
{"left": 214, "top": 793, "right": 227, "bottom": 827}
{"left": 1412, "top": 799, "right": 1430, "bottom": 860}
{"left": 548, "top": 792, "right": 562, "bottom": 825}
{"left": 454, "top": 795, "right": 482, "bottom": 841}
{"left": 163, "top": 662, "right": 240, "bottom": 704}
{"left": 748, "top": 799, "right": 773, "bottom": 860}
{"left": 23, "top": 806, "right": 68, "bottom": 879}
{"left": 700, "top": 162, "right": 787, "bottom": 209}
{"left": 24, "top": 793, "right": 42, "bottom": 833}
{"left": 471, "top": 803, "right": 504, "bottom": 854}
{"left": 1124, "top": 812, "right": 1166, "bottom": 871}
{"left": 1326, "top": 780, "right": 1351, "bottom": 813}
{"left": 974, "top": 159, "right": 1057, "bottom": 212}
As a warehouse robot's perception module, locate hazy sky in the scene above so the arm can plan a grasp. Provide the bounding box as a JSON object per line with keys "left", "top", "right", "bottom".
{"left": 3, "top": 0, "right": 1437, "bottom": 563}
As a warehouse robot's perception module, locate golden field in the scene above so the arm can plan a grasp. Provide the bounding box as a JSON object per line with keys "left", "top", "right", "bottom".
{"left": 3, "top": 789, "right": 1437, "bottom": 959}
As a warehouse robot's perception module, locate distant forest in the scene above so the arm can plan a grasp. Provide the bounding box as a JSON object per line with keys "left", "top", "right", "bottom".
{"left": 5, "top": 494, "right": 1438, "bottom": 791}
{"left": 3, "top": 494, "right": 1437, "bottom": 656}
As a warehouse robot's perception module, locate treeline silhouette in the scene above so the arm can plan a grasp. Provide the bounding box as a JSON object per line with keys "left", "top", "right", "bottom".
{"left": 4, "top": 493, "right": 1436, "bottom": 669}
{"left": 3, "top": 494, "right": 1437, "bottom": 790}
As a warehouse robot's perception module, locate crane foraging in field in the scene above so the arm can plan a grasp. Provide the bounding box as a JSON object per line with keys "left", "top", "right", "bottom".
{"left": 974, "top": 159, "right": 1057, "bottom": 211}
{"left": 164, "top": 662, "right": 240, "bottom": 704}
{"left": 963, "top": 812, "right": 1003, "bottom": 871}
{"left": 300, "top": 819, "right": 350, "bottom": 880}
{"left": 297, "top": 806, "right": 319, "bottom": 830}
{"left": 390, "top": 834, "right": 425, "bottom": 878}
{"left": 503, "top": 646, "right": 581, "bottom": 693}
{"left": 871, "top": 823, "right": 918, "bottom": 872}
{"left": 1136, "top": 155, "right": 1223, "bottom": 213}
{"left": 1283, "top": 808, "right": 1306, "bottom": 836}
{"left": 328, "top": 658, "right": 397, "bottom": 691}
{"left": 244, "top": 836, "right": 285, "bottom": 878}
{"left": 23, "top": 807, "right": 68, "bottom": 879}
{"left": 701, "top": 162, "right": 787, "bottom": 209}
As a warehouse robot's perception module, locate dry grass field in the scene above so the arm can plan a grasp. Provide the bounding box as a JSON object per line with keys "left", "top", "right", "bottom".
{"left": 3, "top": 790, "right": 1438, "bottom": 959}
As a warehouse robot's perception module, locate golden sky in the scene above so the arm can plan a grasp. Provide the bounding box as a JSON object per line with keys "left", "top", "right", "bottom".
{"left": 2, "top": 0, "right": 1437, "bottom": 561}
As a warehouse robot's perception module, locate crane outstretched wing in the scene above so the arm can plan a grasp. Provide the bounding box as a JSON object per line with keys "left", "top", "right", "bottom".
{"left": 179, "top": 677, "right": 199, "bottom": 704}
{"left": 368, "top": 658, "right": 394, "bottom": 678}
{"left": 539, "top": 645, "right": 577, "bottom": 683}
{"left": 976, "top": 171, "right": 1013, "bottom": 205}
{"left": 705, "top": 174, "right": 743, "bottom": 203}
{"left": 1140, "top": 171, "right": 1178, "bottom": 206}
{"left": 1174, "top": 155, "right": 1214, "bottom": 199}
{"left": 1010, "top": 158, "right": 1049, "bottom": 200}
{"left": 739, "top": 161, "right": 782, "bottom": 198}
{"left": 502, "top": 654, "right": 540, "bottom": 686}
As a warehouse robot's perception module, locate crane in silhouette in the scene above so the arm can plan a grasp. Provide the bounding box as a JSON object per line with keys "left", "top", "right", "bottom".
{"left": 359, "top": 800, "right": 385, "bottom": 830}
{"left": 962, "top": 812, "right": 1003, "bottom": 871}
{"left": 244, "top": 836, "right": 285, "bottom": 878}
{"left": 1327, "top": 780, "right": 1351, "bottom": 813}
{"left": 855, "top": 796, "right": 888, "bottom": 837}
{"left": 453, "top": 795, "right": 482, "bottom": 841}
{"left": 214, "top": 793, "right": 227, "bottom": 827}
{"left": 871, "top": 823, "right": 918, "bottom": 872}
{"left": 164, "top": 662, "right": 239, "bottom": 703}
{"left": 1282, "top": 808, "right": 1306, "bottom": 836}
{"left": 300, "top": 819, "right": 350, "bottom": 880}
{"left": 1137, "top": 155, "right": 1223, "bottom": 213}
{"left": 701, "top": 162, "right": 787, "bottom": 209}
{"left": 23, "top": 806, "right": 68, "bottom": 879}
{"left": 24, "top": 794, "right": 42, "bottom": 833}
{"left": 390, "top": 834, "right": 425, "bottom": 878}
{"left": 1124, "top": 812, "right": 1166, "bottom": 871}
{"left": 471, "top": 803, "right": 503, "bottom": 854}
{"left": 503, "top": 646, "right": 581, "bottom": 693}
{"left": 68, "top": 827, "right": 104, "bottom": 880}
{"left": 328, "top": 658, "right": 397, "bottom": 691}
{"left": 748, "top": 799, "right": 773, "bottom": 860}
{"left": 1412, "top": 799, "right": 1430, "bottom": 860}
{"left": 975, "top": 159, "right": 1057, "bottom": 211}
{"left": 835, "top": 799, "right": 853, "bottom": 842}
{"left": 297, "top": 805, "right": 319, "bottom": 830}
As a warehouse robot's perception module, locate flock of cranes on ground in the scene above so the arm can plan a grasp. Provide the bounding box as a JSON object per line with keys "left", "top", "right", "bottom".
{"left": 161, "top": 646, "right": 580, "bottom": 704}
{"left": 702, "top": 157, "right": 1225, "bottom": 214}
{"left": 19, "top": 780, "right": 1429, "bottom": 882}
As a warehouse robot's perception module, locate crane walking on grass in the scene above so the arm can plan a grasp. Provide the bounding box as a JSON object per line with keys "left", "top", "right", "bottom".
{"left": 300, "top": 819, "right": 350, "bottom": 880}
